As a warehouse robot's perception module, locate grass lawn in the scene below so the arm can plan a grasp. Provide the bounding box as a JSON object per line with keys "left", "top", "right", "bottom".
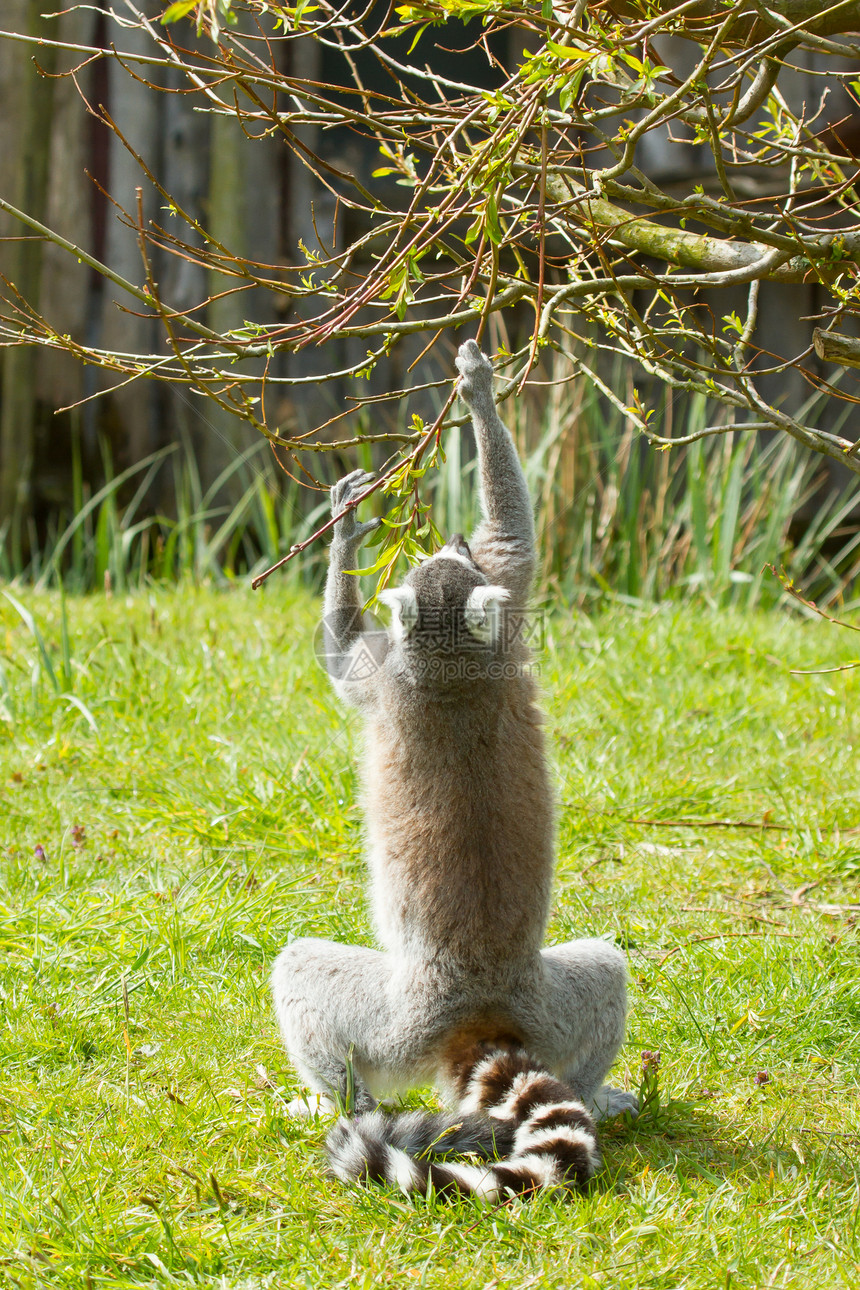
{"left": 1, "top": 586, "right": 858, "bottom": 1288}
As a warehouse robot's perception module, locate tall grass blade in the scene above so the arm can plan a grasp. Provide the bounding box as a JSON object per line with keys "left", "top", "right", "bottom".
{"left": 59, "top": 580, "right": 72, "bottom": 691}
{"left": 61, "top": 693, "right": 99, "bottom": 735}
{"left": 2, "top": 591, "right": 60, "bottom": 694}
{"left": 34, "top": 444, "right": 178, "bottom": 591}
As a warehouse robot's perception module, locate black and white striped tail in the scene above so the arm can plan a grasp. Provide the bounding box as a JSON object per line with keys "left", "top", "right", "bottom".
{"left": 326, "top": 1047, "right": 600, "bottom": 1200}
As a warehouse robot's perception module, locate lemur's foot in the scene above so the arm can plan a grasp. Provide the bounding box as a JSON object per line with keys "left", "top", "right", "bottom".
{"left": 330, "top": 469, "right": 382, "bottom": 545}
{"left": 455, "top": 339, "right": 495, "bottom": 407}
{"left": 588, "top": 1085, "right": 639, "bottom": 1122}
{"left": 285, "top": 1091, "right": 337, "bottom": 1119}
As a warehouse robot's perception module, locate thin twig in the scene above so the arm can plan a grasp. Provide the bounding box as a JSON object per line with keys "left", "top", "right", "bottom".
{"left": 629, "top": 817, "right": 791, "bottom": 830}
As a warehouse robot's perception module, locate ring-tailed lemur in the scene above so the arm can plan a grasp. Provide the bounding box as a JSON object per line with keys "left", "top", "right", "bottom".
{"left": 271, "top": 340, "right": 636, "bottom": 1198}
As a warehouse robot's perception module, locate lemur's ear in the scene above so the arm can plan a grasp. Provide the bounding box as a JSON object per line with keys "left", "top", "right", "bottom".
{"left": 378, "top": 586, "right": 419, "bottom": 640}
{"left": 464, "top": 584, "right": 510, "bottom": 644}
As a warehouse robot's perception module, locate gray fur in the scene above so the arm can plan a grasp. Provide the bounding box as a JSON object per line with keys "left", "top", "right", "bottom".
{"left": 271, "top": 339, "right": 636, "bottom": 1131}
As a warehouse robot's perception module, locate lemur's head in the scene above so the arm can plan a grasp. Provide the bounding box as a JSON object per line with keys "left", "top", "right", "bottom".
{"left": 378, "top": 536, "right": 509, "bottom": 666}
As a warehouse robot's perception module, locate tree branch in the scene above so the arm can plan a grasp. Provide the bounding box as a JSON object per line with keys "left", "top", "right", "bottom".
{"left": 540, "top": 173, "right": 844, "bottom": 283}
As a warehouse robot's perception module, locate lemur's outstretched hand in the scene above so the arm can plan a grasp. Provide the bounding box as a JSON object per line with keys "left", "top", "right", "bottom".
{"left": 453, "top": 339, "right": 535, "bottom": 599}
{"left": 324, "top": 470, "right": 383, "bottom": 694}
{"left": 330, "top": 469, "right": 381, "bottom": 548}
{"left": 455, "top": 340, "right": 496, "bottom": 419}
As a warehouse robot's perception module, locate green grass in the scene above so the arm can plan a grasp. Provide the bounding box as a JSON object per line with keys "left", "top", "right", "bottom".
{"left": 1, "top": 586, "right": 859, "bottom": 1288}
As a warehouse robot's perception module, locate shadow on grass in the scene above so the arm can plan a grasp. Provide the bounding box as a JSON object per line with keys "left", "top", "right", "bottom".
{"left": 599, "top": 1094, "right": 859, "bottom": 1194}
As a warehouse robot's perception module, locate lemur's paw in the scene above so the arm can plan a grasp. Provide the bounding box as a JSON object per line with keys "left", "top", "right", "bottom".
{"left": 330, "top": 468, "right": 373, "bottom": 515}
{"left": 330, "top": 470, "right": 381, "bottom": 545}
{"left": 285, "top": 1091, "right": 337, "bottom": 1118}
{"left": 455, "top": 339, "right": 495, "bottom": 405}
{"left": 588, "top": 1085, "right": 639, "bottom": 1122}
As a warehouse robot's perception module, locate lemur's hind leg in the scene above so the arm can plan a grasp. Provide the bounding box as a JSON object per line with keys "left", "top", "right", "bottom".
{"left": 271, "top": 938, "right": 390, "bottom": 1114}
{"left": 512, "top": 938, "right": 638, "bottom": 1120}
{"left": 271, "top": 938, "right": 432, "bottom": 1116}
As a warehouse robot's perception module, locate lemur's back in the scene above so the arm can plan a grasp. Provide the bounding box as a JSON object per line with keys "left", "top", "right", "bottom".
{"left": 271, "top": 340, "right": 634, "bottom": 1164}
{"left": 364, "top": 669, "right": 554, "bottom": 966}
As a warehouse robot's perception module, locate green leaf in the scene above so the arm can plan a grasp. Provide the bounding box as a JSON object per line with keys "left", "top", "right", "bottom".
{"left": 353, "top": 540, "right": 402, "bottom": 576}
{"left": 464, "top": 212, "right": 483, "bottom": 245}
{"left": 559, "top": 68, "right": 588, "bottom": 113}
{"left": 485, "top": 193, "right": 502, "bottom": 246}
{"left": 619, "top": 51, "right": 644, "bottom": 73}
{"left": 546, "top": 41, "right": 596, "bottom": 62}
{"left": 292, "top": 0, "right": 318, "bottom": 24}
{"left": 407, "top": 21, "right": 432, "bottom": 53}
{"left": 161, "top": 0, "right": 197, "bottom": 23}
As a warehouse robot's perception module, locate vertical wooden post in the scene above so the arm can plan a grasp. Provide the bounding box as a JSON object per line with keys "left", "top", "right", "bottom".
{"left": 205, "top": 72, "right": 280, "bottom": 487}
{"left": 0, "top": 1, "right": 57, "bottom": 554}
{"left": 100, "top": 14, "right": 162, "bottom": 468}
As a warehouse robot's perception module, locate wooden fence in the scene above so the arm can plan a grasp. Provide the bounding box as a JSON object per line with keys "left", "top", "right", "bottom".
{"left": 1, "top": 2, "right": 858, "bottom": 536}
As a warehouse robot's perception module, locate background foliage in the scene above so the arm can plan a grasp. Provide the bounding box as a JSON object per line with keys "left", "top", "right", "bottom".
{"left": 4, "top": 0, "right": 860, "bottom": 588}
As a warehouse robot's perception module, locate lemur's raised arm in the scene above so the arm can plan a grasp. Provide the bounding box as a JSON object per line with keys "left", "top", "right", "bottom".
{"left": 322, "top": 469, "right": 382, "bottom": 702}
{"left": 455, "top": 340, "right": 536, "bottom": 605}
